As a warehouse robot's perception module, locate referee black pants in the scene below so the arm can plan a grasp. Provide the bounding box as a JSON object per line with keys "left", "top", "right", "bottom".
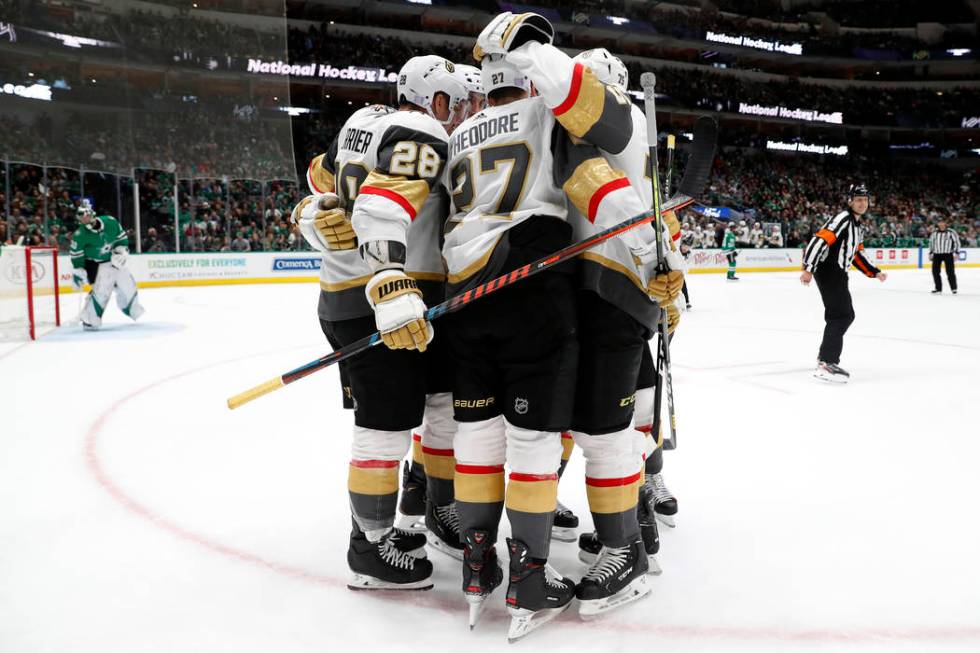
{"left": 815, "top": 267, "right": 854, "bottom": 365}
{"left": 932, "top": 253, "right": 957, "bottom": 292}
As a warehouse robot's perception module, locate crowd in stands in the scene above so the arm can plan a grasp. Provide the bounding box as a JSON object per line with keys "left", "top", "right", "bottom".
{"left": 677, "top": 151, "right": 978, "bottom": 249}
{"left": 1, "top": 166, "right": 308, "bottom": 254}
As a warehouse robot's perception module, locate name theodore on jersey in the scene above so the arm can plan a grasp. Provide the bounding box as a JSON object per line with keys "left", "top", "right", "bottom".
{"left": 342, "top": 127, "right": 374, "bottom": 154}
{"left": 449, "top": 112, "right": 520, "bottom": 159}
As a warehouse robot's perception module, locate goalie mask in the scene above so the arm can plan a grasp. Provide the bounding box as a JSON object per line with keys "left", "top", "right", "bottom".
{"left": 572, "top": 48, "right": 628, "bottom": 92}
{"left": 76, "top": 199, "right": 95, "bottom": 222}
{"left": 397, "top": 55, "right": 469, "bottom": 131}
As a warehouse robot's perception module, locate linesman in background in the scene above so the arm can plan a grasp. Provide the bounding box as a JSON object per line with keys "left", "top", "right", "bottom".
{"left": 800, "top": 184, "right": 887, "bottom": 383}
{"left": 929, "top": 221, "right": 960, "bottom": 295}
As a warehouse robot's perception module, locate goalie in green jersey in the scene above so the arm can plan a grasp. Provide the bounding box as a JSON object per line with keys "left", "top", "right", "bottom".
{"left": 69, "top": 200, "right": 144, "bottom": 329}
{"left": 722, "top": 220, "right": 739, "bottom": 281}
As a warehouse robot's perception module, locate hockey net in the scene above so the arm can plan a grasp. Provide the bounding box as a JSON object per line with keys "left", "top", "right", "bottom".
{"left": 0, "top": 246, "right": 62, "bottom": 340}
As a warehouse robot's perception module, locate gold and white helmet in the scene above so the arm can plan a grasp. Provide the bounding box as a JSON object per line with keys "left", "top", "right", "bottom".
{"left": 397, "top": 55, "right": 469, "bottom": 130}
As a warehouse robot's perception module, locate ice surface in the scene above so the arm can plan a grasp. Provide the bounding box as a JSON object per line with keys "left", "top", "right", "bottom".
{"left": 3, "top": 269, "right": 980, "bottom": 652}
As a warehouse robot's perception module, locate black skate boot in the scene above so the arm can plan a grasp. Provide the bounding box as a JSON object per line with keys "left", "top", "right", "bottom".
{"left": 347, "top": 519, "right": 433, "bottom": 591}
{"left": 814, "top": 361, "right": 850, "bottom": 384}
{"left": 387, "top": 527, "right": 428, "bottom": 559}
{"left": 425, "top": 501, "right": 464, "bottom": 560}
{"left": 637, "top": 483, "right": 663, "bottom": 575}
{"left": 577, "top": 531, "right": 602, "bottom": 565}
{"left": 551, "top": 499, "right": 579, "bottom": 542}
{"left": 646, "top": 471, "right": 678, "bottom": 528}
{"left": 576, "top": 539, "right": 651, "bottom": 619}
{"left": 504, "top": 538, "right": 575, "bottom": 642}
{"left": 463, "top": 529, "right": 503, "bottom": 629}
{"left": 396, "top": 460, "right": 427, "bottom": 532}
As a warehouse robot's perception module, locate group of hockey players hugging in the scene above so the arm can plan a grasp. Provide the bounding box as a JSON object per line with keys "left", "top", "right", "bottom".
{"left": 292, "top": 13, "right": 687, "bottom": 641}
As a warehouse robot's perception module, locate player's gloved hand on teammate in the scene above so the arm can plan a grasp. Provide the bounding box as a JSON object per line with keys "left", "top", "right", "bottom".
{"left": 110, "top": 246, "right": 128, "bottom": 269}
{"left": 647, "top": 270, "right": 684, "bottom": 304}
{"left": 71, "top": 268, "right": 87, "bottom": 291}
{"left": 365, "top": 270, "right": 433, "bottom": 352}
{"left": 474, "top": 12, "right": 554, "bottom": 62}
{"left": 292, "top": 193, "right": 357, "bottom": 252}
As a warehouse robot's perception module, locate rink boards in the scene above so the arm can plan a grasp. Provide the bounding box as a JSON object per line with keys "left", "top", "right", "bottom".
{"left": 48, "top": 248, "right": 980, "bottom": 291}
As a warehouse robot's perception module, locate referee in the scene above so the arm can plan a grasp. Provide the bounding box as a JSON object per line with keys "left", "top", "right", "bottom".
{"left": 800, "top": 183, "right": 888, "bottom": 383}
{"left": 929, "top": 221, "right": 960, "bottom": 294}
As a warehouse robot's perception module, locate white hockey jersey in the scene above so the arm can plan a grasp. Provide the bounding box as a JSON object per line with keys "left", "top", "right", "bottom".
{"left": 442, "top": 95, "right": 650, "bottom": 294}
{"left": 306, "top": 105, "right": 449, "bottom": 320}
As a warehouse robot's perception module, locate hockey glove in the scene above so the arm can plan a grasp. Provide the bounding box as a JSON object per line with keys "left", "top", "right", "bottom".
{"left": 110, "top": 246, "right": 128, "bottom": 269}
{"left": 663, "top": 211, "right": 681, "bottom": 252}
{"left": 366, "top": 270, "right": 433, "bottom": 352}
{"left": 71, "top": 268, "right": 88, "bottom": 291}
{"left": 293, "top": 193, "right": 357, "bottom": 252}
{"left": 474, "top": 12, "right": 554, "bottom": 62}
{"left": 647, "top": 270, "right": 684, "bottom": 305}
{"left": 664, "top": 301, "right": 681, "bottom": 335}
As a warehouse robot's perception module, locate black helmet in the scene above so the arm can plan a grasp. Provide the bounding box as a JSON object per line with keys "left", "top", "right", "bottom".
{"left": 847, "top": 183, "right": 870, "bottom": 200}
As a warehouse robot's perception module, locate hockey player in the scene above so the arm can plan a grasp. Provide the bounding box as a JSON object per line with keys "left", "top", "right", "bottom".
{"left": 749, "top": 222, "right": 765, "bottom": 248}
{"left": 801, "top": 183, "right": 887, "bottom": 383}
{"left": 453, "top": 17, "right": 682, "bottom": 632}
{"left": 69, "top": 200, "right": 144, "bottom": 329}
{"left": 293, "top": 55, "right": 470, "bottom": 589}
{"left": 767, "top": 224, "right": 784, "bottom": 248}
{"left": 455, "top": 63, "right": 487, "bottom": 117}
{"left": 723, "top": 220, "right": 739, "bottom": 280}
{"left": 736, "top": 219, "right": 751, "bottom": 247}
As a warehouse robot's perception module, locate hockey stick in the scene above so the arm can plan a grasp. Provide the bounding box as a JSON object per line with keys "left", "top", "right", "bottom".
{"left": 641, "top": 78, "right": 717, "bottom": 450}
{"left": 659, "top": 130, "right": 678, "bottom": 450}
{"left": 227, "top": 124, "right": 717, "bottom": 410}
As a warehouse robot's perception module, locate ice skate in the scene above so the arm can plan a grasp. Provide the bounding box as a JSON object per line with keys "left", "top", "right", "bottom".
{"left": 505, "top": 538, "right": 575, "bottom": 643}
{"left": 462, "top": 529, "right": 503, "bottom": 629}
{"left": 576, "top": 540, "right": 651, "bottom": 619}
{"left": 395, "top": 460, "right": 427, "bottom": 533}
{"left": 646, "top": 472, "right": 678, "bottom": 528}
{"left": 814, "top": 361, "right": 850, "bottom": 384}
{"left": 425, "top": 501, "right": 464, "bottom": 560}
{"left": 577, "top": 531, "right": 602, "bottom": 565}
{"left": 637, "top": 483, "right": 663, "bottom": 575}
{"left": 347, "top": 519, "right": 433, "bottom": 591}
{"left": 551, "top": 500, "right": 579, "bottom": 542}
{"left": 388, "top": 527, "right": 428, "bottom": 559}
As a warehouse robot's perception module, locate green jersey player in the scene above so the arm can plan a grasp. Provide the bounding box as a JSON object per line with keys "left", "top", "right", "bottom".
{"left": 722, "top": 222, "right": 739, "bottom": 280}
{"left": 69, "top": 200, "right": 144, "bottom": 329}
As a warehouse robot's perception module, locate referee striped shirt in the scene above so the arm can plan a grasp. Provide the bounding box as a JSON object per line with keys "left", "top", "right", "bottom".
{"left": 803, "top": 210, "right": 881, "bottom": 277}
{"left": 929, "top": 230, "right": 960, "bottom": 255}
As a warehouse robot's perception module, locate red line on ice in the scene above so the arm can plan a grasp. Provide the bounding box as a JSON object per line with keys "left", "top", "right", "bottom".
{"left": 84, "top": 352, "right": 980, "bottom": 644}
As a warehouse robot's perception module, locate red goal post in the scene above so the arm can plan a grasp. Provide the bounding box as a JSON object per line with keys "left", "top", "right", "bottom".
{"left": 0, "top": 246, "right": 62, "bottom": 340}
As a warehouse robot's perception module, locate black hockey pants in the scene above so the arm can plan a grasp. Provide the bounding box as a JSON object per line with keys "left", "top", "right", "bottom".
{"left": 815, "top": 267, "right": 854, "bottom": 365}
{"left": 932, "top": 253, "right": 957, "bottom": 292}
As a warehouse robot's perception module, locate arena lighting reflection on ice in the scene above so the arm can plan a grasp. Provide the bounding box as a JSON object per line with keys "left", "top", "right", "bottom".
{"left": 767, "top": 140, "right": 848, "bottom": 156}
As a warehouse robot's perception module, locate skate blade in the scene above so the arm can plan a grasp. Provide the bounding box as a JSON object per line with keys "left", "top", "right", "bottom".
{"left": 578, "top": 575, "right": 652, "bottom": 620}
{"left": 647, "top": 553, "right": 663, "bottom": 576}
{"left": 577, "top": 549, "right": 598, "bottom": 565}
{"left": 347, "top": 573, "right": 433, "bottom": 591}
{"left": 550, "top": 526, "right": 578, "bottom": 543}
{"left": 813, "top": 371, "right": 848, "bottom": 384}
{"left": 506, "top": 602, "right": 572, "bottom": 643}
{"left": 654, "top": 513, "right": 676, "bottom": 528}
{"left": 467, "top": 594, "right": 491, "bottom": 630}
{"left": 427, "top": 536, "right": 465, "bottom": 561}
{"left": 395, "top": 513, "right": 427, "bottom": 533}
